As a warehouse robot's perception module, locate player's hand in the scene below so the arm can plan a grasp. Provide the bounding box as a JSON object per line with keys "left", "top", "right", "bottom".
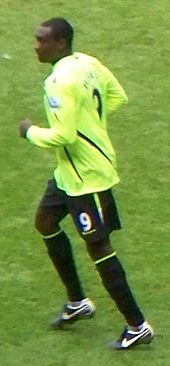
{"left": 20, "top": 119, "right": 33, "bottom": 138}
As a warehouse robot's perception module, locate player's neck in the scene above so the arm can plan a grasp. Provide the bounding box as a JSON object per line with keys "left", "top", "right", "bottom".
{"left": 52, "top": 50, "right": 73, "bottom": 65}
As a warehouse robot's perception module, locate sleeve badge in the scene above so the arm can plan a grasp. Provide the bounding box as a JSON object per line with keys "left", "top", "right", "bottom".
{"left": 48, "top": 96, "right": 60, "bottom": 108}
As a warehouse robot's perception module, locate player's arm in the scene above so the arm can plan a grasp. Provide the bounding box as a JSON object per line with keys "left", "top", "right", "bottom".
{"left": 20, "top": 81, "right": 78, "bottom": 148}
{"left": 103, "top": 65, "right": 128, "bottom": 113}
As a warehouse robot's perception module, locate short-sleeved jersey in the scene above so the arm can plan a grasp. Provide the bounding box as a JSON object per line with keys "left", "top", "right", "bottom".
{"left": 27, "top": 52, "right": 128, "bottom": 196}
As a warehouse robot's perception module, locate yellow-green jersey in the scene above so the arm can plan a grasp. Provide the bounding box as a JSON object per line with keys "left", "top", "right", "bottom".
{"left": 27, "top": 52, "right": 128, "bottom": 196}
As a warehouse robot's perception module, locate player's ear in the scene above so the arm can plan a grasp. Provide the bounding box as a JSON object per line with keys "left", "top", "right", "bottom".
{"left": 57, "top": 38, "right": 67, "bottom": 50}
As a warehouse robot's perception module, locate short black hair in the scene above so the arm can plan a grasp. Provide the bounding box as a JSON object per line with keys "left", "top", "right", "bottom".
{"left": 41, "top": 17, "right": 73, "bottom": 48}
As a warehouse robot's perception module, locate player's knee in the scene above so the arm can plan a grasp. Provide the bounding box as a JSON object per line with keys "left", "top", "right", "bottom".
{"left": 34, "top": 208, "right": 57, "bottom": 235}
{"left": 34, "top": 210, "right": 46, "bottom": 234}
{"left": 86, "top": 236, "right": 113, "bottom": 261}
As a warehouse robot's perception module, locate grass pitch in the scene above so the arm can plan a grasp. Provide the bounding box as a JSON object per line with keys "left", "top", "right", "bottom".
{"left": 0, "top": 0, "right": 170, "bottom": 365}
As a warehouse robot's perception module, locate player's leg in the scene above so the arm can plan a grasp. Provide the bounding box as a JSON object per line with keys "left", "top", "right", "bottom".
{"left": 68, "top": 189, "right": 154, "bottom": 348}
{"left": 35, "top": 179, "right": 86, "bottom": 303}
{"left": 86, "top": 236, "right": 145, "bottom": 323}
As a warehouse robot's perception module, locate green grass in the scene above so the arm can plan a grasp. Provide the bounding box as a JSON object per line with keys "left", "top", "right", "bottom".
{"left": 0, "top": 0, "right": 170, "bottom": 365}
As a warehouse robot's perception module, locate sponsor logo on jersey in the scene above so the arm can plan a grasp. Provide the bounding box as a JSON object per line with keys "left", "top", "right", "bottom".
{"left": 48, "top": 96, "right": 60, "bottom": 108}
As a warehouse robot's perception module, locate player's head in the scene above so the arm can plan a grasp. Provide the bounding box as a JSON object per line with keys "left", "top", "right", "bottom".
{"left": 35, "top": 17, "right": 74, "bottom": 63}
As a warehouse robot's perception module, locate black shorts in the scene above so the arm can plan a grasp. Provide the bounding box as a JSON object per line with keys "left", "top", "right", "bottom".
{"left": 38, "top": 179, "right": 121, "bottom": 244}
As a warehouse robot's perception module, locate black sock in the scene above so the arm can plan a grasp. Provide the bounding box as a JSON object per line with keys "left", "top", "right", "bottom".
{"left": 44, "top": 231, "right": 85, "bottom": 302}
{"left": 96, "top": 255, "right": 144, "bottom": 326}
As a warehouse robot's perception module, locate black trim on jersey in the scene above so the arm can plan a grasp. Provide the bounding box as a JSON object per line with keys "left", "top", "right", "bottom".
{"left": 54, "top": 113, "right": 60, "bottom": 121}
{"left": 64, "top": 147, "right": 83, "bottom": 182}
{"left": 77, "top": 131, "right": 113, "bottom": 165}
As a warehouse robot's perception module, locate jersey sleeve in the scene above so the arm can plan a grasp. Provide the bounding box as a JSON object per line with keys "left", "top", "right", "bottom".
{"left": 102, "top": 65, "right": 128, "bottom": 113}
{"left": 26, "top": 79, "right": 78, "bottom": 148}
